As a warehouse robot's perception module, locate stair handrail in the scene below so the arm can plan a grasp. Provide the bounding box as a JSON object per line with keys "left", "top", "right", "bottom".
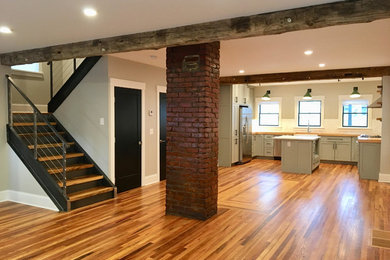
{"left": 6, "top": 75, "right": 69, "bottom": 195}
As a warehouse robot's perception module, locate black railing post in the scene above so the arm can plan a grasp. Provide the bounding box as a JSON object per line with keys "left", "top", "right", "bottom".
{"left": 7, "top": 76, "right": 13, "bottom": 126}
{"left": 49, "top": 62, "right": 53, "bottom": 99}
{"left": 73, "top": 59, "right": 76, "bottom": 72}
{"left": 33, "top": 111, "right": 38, "bottom": 160}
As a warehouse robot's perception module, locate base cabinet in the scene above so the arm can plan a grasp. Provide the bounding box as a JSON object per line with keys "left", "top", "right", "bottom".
{"left": 359, "top": 142, "right": 380, "bottom": 180}
{"left": 252, "top": 135, "right": 264, "bottom": 156}
{"left": 319, "top": 137, "right": 352, "bottom": 162}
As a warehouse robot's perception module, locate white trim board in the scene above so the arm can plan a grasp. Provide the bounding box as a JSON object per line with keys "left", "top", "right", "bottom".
{"left": 0, "top": 190, "right": 58, "bottom": 211}
{"left": 109, "top": 78, "right": 146, "bottom": 186}
{"left": 379, "top": 173, "right": 390, "bottom": 183}
{"left": 156, "top": 85, "right": 167, "bottom": 183}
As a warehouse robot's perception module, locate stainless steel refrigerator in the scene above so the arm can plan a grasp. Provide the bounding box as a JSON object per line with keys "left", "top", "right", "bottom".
{"left": 239, "top": 106, "right": 252, "bottom": 164}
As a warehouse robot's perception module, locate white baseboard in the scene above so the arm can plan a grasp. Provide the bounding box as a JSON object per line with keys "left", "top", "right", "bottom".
{"left": 12, "top": 103, "right": 48, "bottom": 113}
{"left": 379, "top": 173, "right": 390, "bottom": 183}
{"left": 0, "top": 190, "right": 58, "bottom": 211}
{"left": 143, "top": 174, "right": 159, "bottom": 186}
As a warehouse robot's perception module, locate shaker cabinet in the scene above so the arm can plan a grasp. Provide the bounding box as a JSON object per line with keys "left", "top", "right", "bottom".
{"left": 252, "top": 135, "right": 264, "bottom": 156}
{"left": 319, "top": 137, "right": 352, "bottom": 162}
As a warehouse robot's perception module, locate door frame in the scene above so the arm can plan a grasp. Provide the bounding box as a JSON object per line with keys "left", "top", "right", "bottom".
{"left": 156, "top": 85, "right": 167, "bottom": 181}
{"left": 109, "top": 78, "right": 146, "bottom": 185}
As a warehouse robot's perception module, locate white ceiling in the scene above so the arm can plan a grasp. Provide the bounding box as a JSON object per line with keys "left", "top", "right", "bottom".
{"left": 0, "top": 0, "right": 339, "bottom": 53}
{"left": 112, "top": 18, "right": 390, "bottom": 76}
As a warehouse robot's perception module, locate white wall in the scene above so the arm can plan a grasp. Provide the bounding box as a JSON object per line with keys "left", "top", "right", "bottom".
{"left": 380, "top": 76, "right": 390, "bottom": 182}
{"left": 252, "top": 80, "right": 382, "bottom": 135}
{"left": 0, "top": 65, "right": 56, "bottom": 210}
{"left": 0, "top": 65, "right": 11, "bottom": 193}
{"left": 55, "top": 57, "right": 110, "bottom": 174}
{"left": 107, "top": 56, "right": 166, "bottom": 180}
{"left": 54, "top": 56, "right": 166, "bottom": 186}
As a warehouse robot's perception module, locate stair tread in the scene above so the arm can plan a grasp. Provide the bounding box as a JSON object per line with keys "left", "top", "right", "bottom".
{"left": 68, "top": 186, "right": 114, "bottom": 201}
{"left": 19, "top": 131, "right": 65, "bottom": 137}
{"left": 12, "top": 112, "right": 51, "bottom": 114}
{"left": 28, "top": 142, "right": 75, "bottom": 149}
{"left": 38, "top": 153, "right": 84, "bottom": 162}
{"left": 48, "top": 163, "right": 94, "bottom": 174}
{"left": 13, "top": 122, "right": 57, "bottom": 126}
{"left": 57, "top": 174, "right": 103, "bottom": 187}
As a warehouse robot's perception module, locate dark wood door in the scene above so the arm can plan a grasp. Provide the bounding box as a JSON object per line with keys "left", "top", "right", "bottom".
{"left": 115, "top": 87, "right": 141, "bottom": 193}
{"left": 159, "top": 92, "right": 167, "bottom": 181}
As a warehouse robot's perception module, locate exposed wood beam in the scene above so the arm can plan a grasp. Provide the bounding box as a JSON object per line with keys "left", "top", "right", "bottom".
{"left": 1, "top": 0, "right": 390, "bottom": 65}
{"left": 220, "top": 66, "right": 390, "bottom": 84}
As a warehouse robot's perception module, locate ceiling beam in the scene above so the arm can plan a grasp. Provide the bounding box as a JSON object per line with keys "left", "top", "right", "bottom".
{"left": 220, "top": 66, "right": 390, "bottom": 84}
{"left": 1, "top": 0, "right": 390, "bottom": 65}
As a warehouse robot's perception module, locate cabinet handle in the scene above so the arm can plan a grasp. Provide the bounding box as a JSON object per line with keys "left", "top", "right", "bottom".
{"left": 235, "top": 139, "right": 238, "bottom": 144}
{"left": 234, "top": 97, "right": 238, "bottom": 103}
{"left": 244, "top": 98, "right": 247, "bottom": 104}
{"left": 235, "top": 130, "right": 238, "bottom": 136}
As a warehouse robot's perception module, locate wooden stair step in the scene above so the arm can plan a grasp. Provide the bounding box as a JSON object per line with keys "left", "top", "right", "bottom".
{"left": 19, "top": 131, "right": 65, "bottom": 137}
{"left": 38, "top": 153, "right": 84, "bottom": 162}
{"left": 12, "top": 112, "right": 51, "bottom": 114}
{"left": 48, "top": 163, "right": 94, "bottom": 174}
{"left": 28, "top": 142, "right": 74, "bottom": 149}
{"left": 57, "top": 174, "right": 103, "bottom": 187}
{"left": 13, "top": 122, "right": 57, "bottom": 127}
{"left": 68, "top": 186, "right": 114, "bottom": 202}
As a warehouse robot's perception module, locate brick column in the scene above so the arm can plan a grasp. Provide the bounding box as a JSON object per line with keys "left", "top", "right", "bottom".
{"left": 165, "top": 42, "right": 220, "bottom": 220}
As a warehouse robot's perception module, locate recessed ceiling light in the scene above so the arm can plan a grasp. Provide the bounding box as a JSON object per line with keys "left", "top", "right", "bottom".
{"left": 239, "top": 70, "right": 245, "bottom": 74}
{"left": 319, "top": 63, "right": 326, "bottom": 68}
{"left": 0, "top": 26, "right": 12, "bottom": 34}
{"left": 304, "top": 50, "right": 313, "bottom": 56}
{"left": 83, "top": 8, "right": 97, "bottom": 17}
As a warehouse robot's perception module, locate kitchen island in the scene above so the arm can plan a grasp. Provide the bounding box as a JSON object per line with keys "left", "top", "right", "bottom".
{"left": 273, "top": 135, "right": 320, "bottom": 174}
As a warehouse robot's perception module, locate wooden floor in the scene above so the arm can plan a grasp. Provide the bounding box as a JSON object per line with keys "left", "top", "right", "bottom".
{"left": 1, "top": 159, "right": 390, "bottom": 259}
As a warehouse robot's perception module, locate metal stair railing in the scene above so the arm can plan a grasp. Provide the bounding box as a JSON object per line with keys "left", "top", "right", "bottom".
{"left": 6, "top": 75, "right": 70, "bottom": 197}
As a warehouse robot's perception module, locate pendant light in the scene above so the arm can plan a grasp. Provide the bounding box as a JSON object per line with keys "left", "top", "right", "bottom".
{"left": 303, "top": 89, "right": 312, "bottom": 100}
{"left": 350, "top": 87, "right": 361, "bottom": 98}
{"left": 262, "top": 90, "right": 271, "bottom": 101}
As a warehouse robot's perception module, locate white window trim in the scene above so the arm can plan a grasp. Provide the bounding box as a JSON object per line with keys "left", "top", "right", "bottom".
{"left": 294, "top": 96, "right": 325, "bottom": 129}
{"left": 338, "top": 94, "right": 373, "bottom": 130}
{"left": 255, "top": 97, "right": 282, "bottom": 129}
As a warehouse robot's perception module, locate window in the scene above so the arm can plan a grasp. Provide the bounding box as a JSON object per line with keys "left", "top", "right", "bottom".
{"left": 342, "top": 101, "right": 368, "bottom": 127}
{"left": 298, "top": 100, "right": 321, "bottom": 127}
{"left": 11, "top": 63, "right": 40, "bottom": 73}
{"left": 259, "top": 102, "right": 279, "bottom": 126}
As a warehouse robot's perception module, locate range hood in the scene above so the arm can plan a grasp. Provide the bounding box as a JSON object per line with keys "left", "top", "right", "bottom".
{"left": 368, "top": 96, "right": 382, "bottom": 108}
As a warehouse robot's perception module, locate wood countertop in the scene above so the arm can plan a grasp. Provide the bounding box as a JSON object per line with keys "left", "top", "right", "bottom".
{"left": 357, "top": 137, "right": 382, "bottom": 143}
{"left": 253, "top": 132, "right": 361, "bottom": 137}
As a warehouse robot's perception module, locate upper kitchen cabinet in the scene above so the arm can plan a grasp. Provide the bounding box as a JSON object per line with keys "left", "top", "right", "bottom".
{"left": 232, "top": 84, "right": 251, "bottom": 106}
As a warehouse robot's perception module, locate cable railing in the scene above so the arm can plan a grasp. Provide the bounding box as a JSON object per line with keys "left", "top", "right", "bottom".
{"left": 6, "top": 75, "right": 69, "bottom": 196}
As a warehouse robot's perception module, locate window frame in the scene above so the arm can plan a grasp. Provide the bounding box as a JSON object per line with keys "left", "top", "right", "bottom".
{"left": 258, "top": 102, "right": 280, "bottom": 127}
{"left": 341, "top": 102, "right": 369, "bottom": 128}
{"left": 297, "top": 100, "right": 322, "bottom": 127}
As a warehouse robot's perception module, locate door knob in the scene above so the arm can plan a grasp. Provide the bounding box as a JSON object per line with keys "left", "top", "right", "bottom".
{"left": 160, "top": 140, "right": 166, "bottom": 143}
{"left": 138, "top": 141, "right": 142, "bottom": 146}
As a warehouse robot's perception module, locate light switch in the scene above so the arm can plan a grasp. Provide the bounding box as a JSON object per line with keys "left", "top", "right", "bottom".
{"left": 99, "top": 117, "right": 105, "bottom": 125}
{"left": 150, "top": 128, "right": 154, "bottom": 135}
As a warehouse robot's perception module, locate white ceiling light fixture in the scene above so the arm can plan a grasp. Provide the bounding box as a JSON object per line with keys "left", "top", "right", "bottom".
{"left": 239, "top": 70, "right": 245, "bottom": 74}
{"left": 319, "top": 63, "right": 326, "bottom": 68}
{"left": 83, "top": 7, "right": 97, "bottom": 17}
{"left": 304, "top": 50, "right": 313, "bottom": 56}
{"left": 0, "top": 26, "right": 12, "bottom": 34}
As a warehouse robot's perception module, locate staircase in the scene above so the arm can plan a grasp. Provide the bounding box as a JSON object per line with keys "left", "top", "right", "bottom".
{"left": 6, "top": 75, "right": 116, "bottom": 212}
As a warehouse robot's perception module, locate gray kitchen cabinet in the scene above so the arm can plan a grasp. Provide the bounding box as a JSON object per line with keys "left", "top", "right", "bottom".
{"left": 252, "top": 135, "right": 264, "bottom": 156}
{"left": 319, "top": 136, "right": 352, "bottom": 161}
{"left": 359, "top": 142, "right": 380, "bottom": 180}
{"left": 264, "top": 135, "right": 274, "bottom": 157}
{"left": 351, "top": 137, "right": 359, "bottom": 162}
{"left": 319, "top": 142, "right": 334, "bottom": 160}
{"left": 231, "top": 104, "right": 240, "bottom": 163}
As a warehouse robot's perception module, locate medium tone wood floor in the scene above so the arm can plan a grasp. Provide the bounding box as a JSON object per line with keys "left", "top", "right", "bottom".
{"left": 1, "top": 159, "right": 390, "bottom": 259}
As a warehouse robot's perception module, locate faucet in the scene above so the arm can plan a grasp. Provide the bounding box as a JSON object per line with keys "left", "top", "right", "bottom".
{"left": 307, "top": 120, "right": 311, "bottom": 133}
